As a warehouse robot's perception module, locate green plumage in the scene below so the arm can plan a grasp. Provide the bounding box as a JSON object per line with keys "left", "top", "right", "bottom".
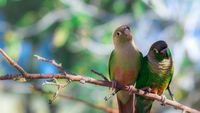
{"left": 108, "top": 25, "right": 141, "bottom": 113}
{"left": 135, "top": 40, "right": 174, "bottom": 113}
{"left": 108, "top": 50, "right": 114, "bottom": 80}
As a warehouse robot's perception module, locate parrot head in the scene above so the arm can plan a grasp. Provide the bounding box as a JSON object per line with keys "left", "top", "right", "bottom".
{"left": 113, "top": 25, "right": 132, "bottom": 45}
{"left": 148, "top": 40, "right": 171, "bottom": 62}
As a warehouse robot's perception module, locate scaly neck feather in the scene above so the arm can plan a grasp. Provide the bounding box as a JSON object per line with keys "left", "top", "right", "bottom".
{"left": 147, "top": 55, "right": 172, "bottom": 75}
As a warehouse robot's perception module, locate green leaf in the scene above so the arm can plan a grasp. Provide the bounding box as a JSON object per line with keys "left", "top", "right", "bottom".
{"left": 53, "top": 26, "right": 69, "bottom": 48}
{"left": 4, "top": 31, "right": 22, "bottom": 61}
{"left": 112, "top": 0, "right": 125, "bottom": 14}
{"left": 0, "top": 0, "right": 6, "bottom": 7}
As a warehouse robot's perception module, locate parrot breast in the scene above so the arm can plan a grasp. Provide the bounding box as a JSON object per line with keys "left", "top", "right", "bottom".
{"left": 113, "top": 66, "right": 137, "bottom": 85}
{"left": 148, "top": 55, "right": 172, "bottom": 76}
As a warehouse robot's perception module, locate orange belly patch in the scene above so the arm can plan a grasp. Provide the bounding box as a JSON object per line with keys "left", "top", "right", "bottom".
{"left": 113, "top": 67, "right": 137, "bottom": 85}
{"left": 151, "top": 83, "right": 168, "bottom": 95}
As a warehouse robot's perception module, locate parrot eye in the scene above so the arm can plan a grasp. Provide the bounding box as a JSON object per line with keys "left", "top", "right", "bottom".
{"left": 126, "top": 26, "right": 130, "bottom": 30}
{"left": 153, "top": 48, "right": 159, "bottom": 54}
{"left": 116, "top": 31, "right": 122, "bottom": 36}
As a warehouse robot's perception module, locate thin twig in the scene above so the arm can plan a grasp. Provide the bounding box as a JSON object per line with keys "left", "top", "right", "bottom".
{"left": 34, "top": 55, "right": 71, "bottom": 99}
{"left": 0, "top": 49, "right": 28, "bottom": 77}
{"left": 0, "top": 49, "right": 199, "bottom": 113}
{"left": 91, "top": 69, "right": 109, "bottom": 81}
{"left": 167, "top": 86, "right": 175, "bottom": 101}
{"left": 34, "top": 55, "right": 67, "bottom": 74}
{"left": 104, "top": 89, "right": 119, "bottom": 101}
{"left": 0, "top": 73, "right": 199, "bottom": 113}
{"left": 34, "top": 54, "right": 72, "bottom": 83}
{"left": 32, "top": 86, "right": 117, "bottom": 113}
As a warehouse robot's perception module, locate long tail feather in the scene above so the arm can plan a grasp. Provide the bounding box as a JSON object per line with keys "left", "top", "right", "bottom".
{"left": 135, "top": 95, "right": 153, "bottom": 113}
{"left": 117, "top": 94, "right": 134, "bottom": 113}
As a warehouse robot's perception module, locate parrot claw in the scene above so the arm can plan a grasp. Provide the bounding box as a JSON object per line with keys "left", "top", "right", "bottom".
{"left": 160, "top": 95, "right": 167, "bottom": 106}
{"left": 140, "top": 87, "right": 152, "bottom": 94}
{"left": 127, "top": 85, "right": 135, "bottom": 95}
{"left": 111, "top": 80, "right": 118, "bottom": 91}
{"left": 104, "top": 80, "right": 119, "bottom": 101}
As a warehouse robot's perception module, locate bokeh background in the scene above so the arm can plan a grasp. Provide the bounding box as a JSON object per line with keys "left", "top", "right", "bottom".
{"left": 0, "top": 0, "right": 200, "bottom": 113}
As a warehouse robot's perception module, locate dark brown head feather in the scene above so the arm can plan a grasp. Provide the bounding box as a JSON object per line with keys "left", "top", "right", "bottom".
{"left": 150, "top": 40, "right": 168, "bottom": 52}
{"left": 148, "top": 40, "right": 172, "bottom": 61}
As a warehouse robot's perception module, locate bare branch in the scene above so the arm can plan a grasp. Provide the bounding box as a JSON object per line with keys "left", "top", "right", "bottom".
{"left": 0, "top": 49, "right": 199, "bottom": 113}
{"left": 91, "top": 69, "right": 109, "bottom": 81}
{"left": 32, "top": 86, "right": 117, "bottom": 113}
{"left": 0, "top": 49, "right": 28, "bottom": 77}
{"left": 34, "top": 55, "right": 69, "bottom": 74}
{"left": 0, "top": 73, "right": 199, "bottom": 113}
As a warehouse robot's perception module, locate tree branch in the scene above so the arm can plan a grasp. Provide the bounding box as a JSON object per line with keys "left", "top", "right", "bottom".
{"left": 0, "top": 49, "right": 199, "bottom": 113}
{"left": 0, "top": 49, "right": 28, "bottom": 76}
{"left": 34, "top": 55, "right": 68, "bottom": 74}
{"left": 32, "top": 86, "right": 118, "bottom": 113}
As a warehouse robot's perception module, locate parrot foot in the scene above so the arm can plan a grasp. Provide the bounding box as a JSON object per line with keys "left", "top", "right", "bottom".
{"left": 160, "top": 95, "right": 167, "bottom": 106}
{"left": 140, "top": 87, "right": 152, "bottom": 94}
{"left": 111, "top": 80, "right": 118, "bottom": 91}
{"left": 104, "top": 80, "right": 119, "bottom": 101}
{"left": 127, "top": 85, "right": 135, "bottom": 94}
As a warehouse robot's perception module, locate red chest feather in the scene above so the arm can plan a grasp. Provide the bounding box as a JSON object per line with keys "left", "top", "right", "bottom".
{"left": 112, "top": 67, "right": 137, "bottom": 85}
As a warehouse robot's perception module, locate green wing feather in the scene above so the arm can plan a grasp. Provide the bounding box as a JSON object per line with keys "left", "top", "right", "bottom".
{"left": 167, "top": 65, "right": 174, "bottom": 88}
{"left": 108, "top": 51, "right": 143, "bottom": 81}
{"left": 136, "top": 56, "right": 148, "bottom": 88}
{"left": 135, "top": 56, "right": 173, "bottom": 113}
{"left": 108, "top": 50, "right": 115, "bottom": 80}
{"left": 136, "top": 56, "right": 173, "bottom": 90}
{"left": 135, "top": 56, "right": 152, "bottom": 113}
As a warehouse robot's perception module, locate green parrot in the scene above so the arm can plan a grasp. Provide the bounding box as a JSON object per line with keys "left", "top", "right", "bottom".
{"left": 108, "top": 25, "right": 142, "bottom": 113}
{"left": 135, "top": 40, "right": 174, "bottom": 113}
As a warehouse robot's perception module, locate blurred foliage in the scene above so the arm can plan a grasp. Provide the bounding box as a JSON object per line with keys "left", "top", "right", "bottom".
{"left": 0, "top": 0, "right": 200, "bottom": 113}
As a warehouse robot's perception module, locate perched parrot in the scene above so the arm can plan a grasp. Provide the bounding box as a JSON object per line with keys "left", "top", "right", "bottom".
{"left": 135, "top": 40, "right": 174, "bottom": 113}
{"left": 108, "top": 25, "right": 142, "bottom": 113}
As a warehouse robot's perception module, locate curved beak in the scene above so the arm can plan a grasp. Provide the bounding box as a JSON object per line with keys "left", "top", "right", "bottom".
{"left": 124, "top": 28, "right": 132, "bottom": 40}
{"left": 160, "top": 48, "right": 170, "bottom": 58}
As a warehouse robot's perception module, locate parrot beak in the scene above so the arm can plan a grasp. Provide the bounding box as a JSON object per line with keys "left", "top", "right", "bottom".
{"left": 160, "top": 48, "right": 169, "bottom": 58}
{"left": 124, "top": 28, "right": 132, "bottom": 40}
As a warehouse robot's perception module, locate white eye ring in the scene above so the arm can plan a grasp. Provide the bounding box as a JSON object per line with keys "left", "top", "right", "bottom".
{"left": 153, "top": 48, "right": 158, "bottom": 53}
{"left": 116, "top": 31, "right": 122, "bottom": 36}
